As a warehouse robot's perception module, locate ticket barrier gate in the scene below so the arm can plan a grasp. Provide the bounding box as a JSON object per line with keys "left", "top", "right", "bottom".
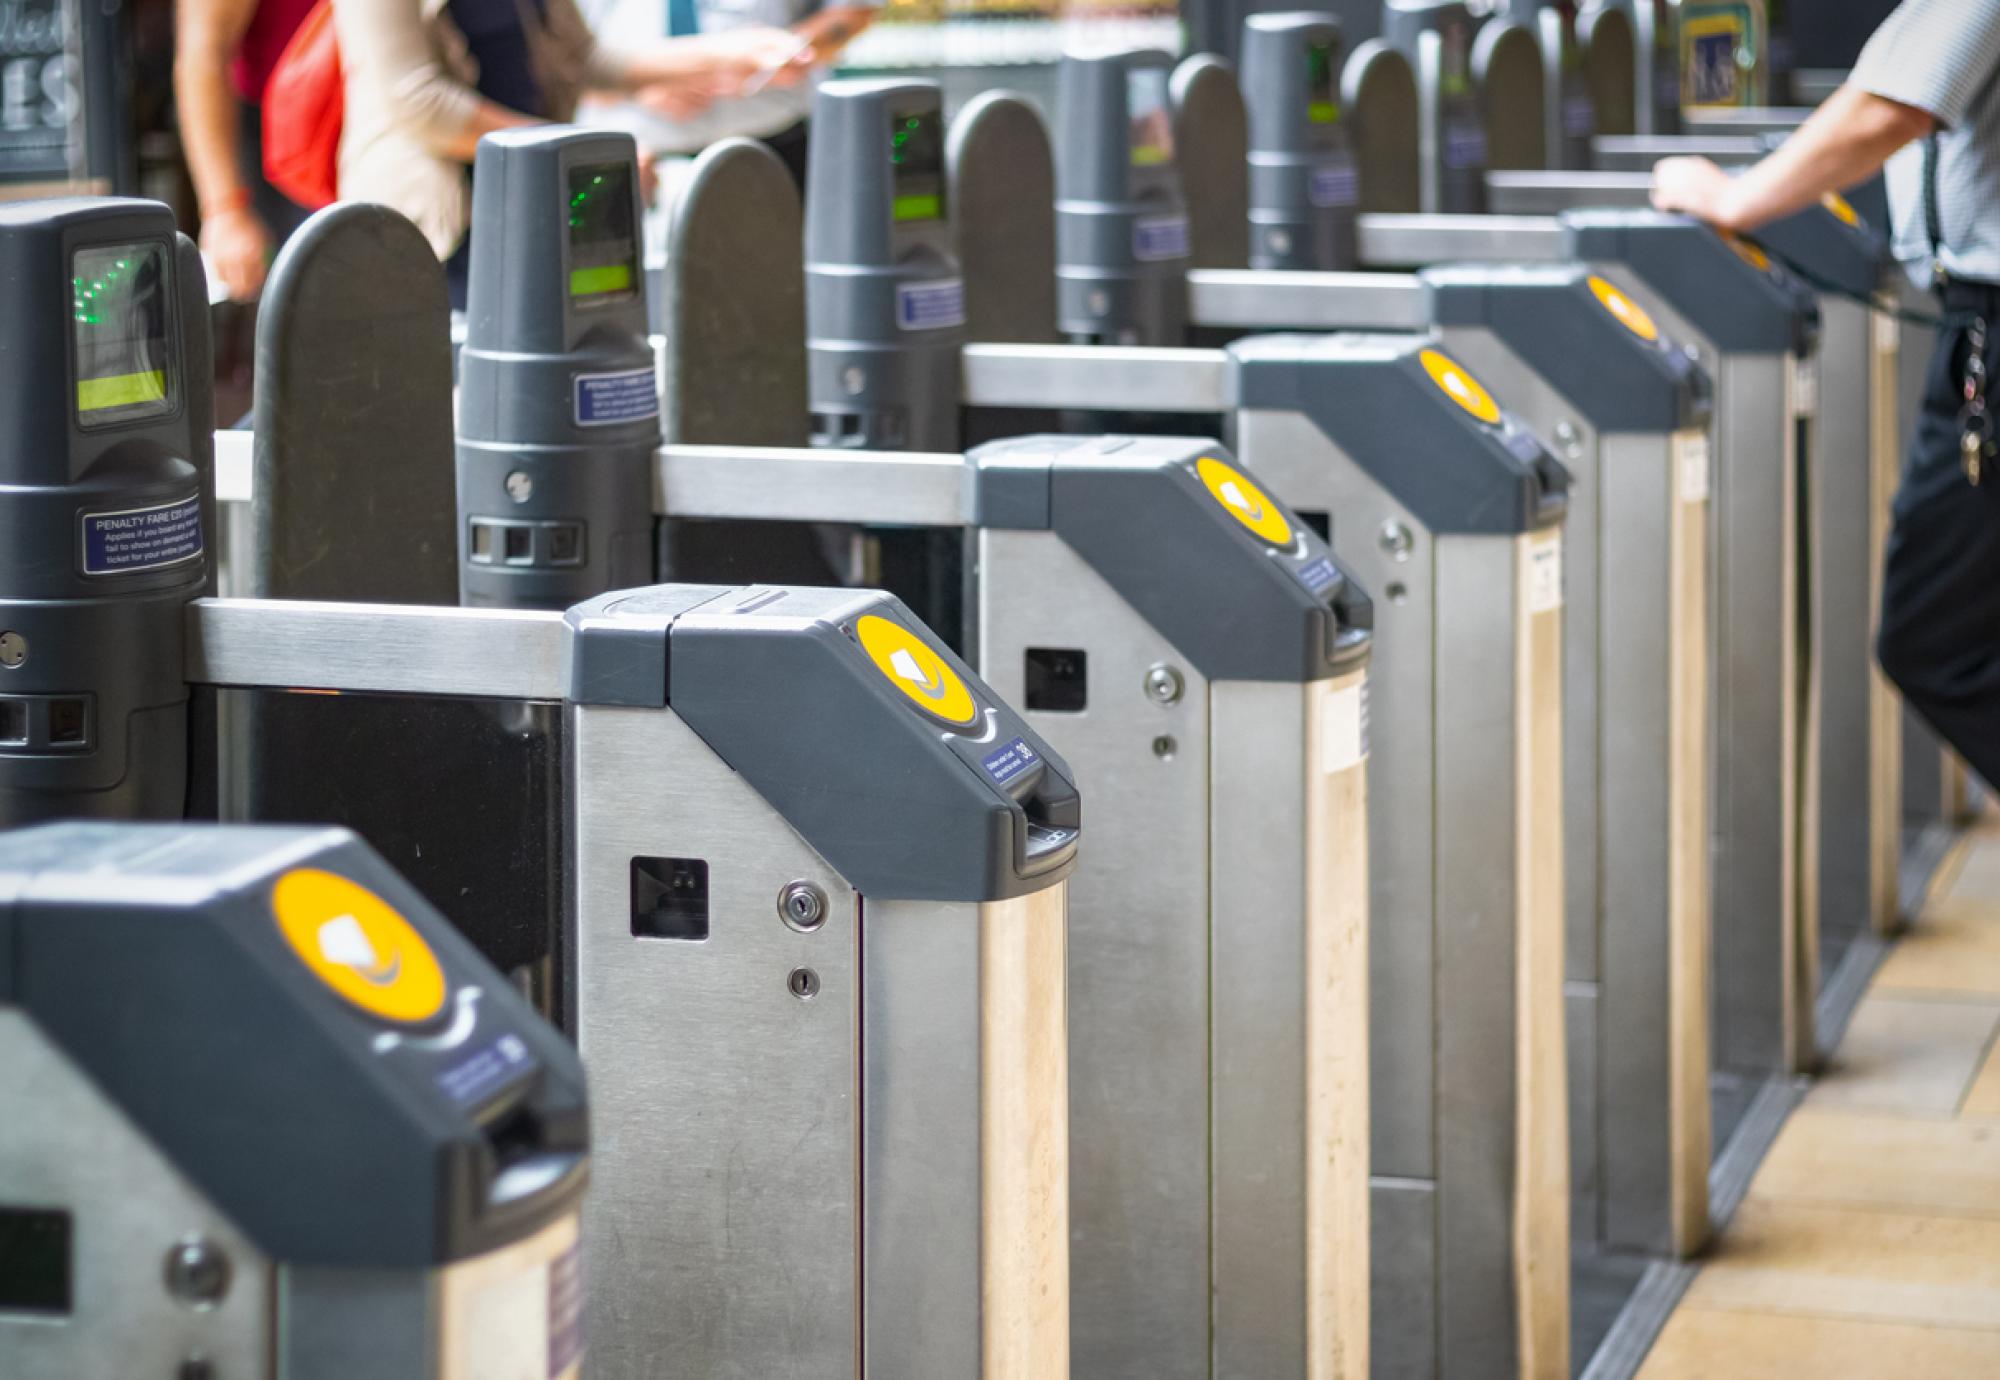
{"left": 1158, "top": 29, "right": 1721, "bottom": 1263}
{"left": 0, "top": 823, "right": 592, "bottom": 1380}
{"left": 1602, "top": 0, "right": 1682, "bottom": 136}
{"left": 1500, "top": 0, "right": 1599, "bottom": 168}
{"left": 1354, "top": 208, "right": 1824, "bottom": 1084}
{"left": 958, "top": 88, "right": 1578, "bottom": 1373}
{"left": 9, "top": 197, "right": 1083, "bottom": 1380}
{"left": 1479, "top": 172, "right": 1904, "bottom": 950}
{"left": 1382, "top": 2, "right": 1548, "bottom": 211}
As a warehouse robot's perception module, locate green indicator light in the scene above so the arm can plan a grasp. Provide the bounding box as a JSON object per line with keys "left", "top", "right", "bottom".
{"left": 569, "top": 263, "right": 634, "bottom": 298}
{"left": 891, "top": 192, "right": 941, "bottom": 223}
{"left": 1307, "top": 100, "right": 1339, "bottom": 125}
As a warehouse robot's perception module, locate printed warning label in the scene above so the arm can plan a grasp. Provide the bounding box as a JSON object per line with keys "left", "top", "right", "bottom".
{"left": 1133, "top": 215, "right": 1192, "bottom": 262}
{"left": 1309, "top": 162, "right": 1360, "bottom": 209}
{"left": 1674, "top": 429, "right": 1711, "bottom": 503}
{"left": 981, "top": 736, "right": 1041, "bottom": 787}
{"left": 1528, "top": 533, "right": 1563, "bottom": 613}
{"left": 574, "top": 368, "right": 659, "bottom": 427}
{"left": 1793, "top": 356, "right": 1818, "bottom": 419}
{"left": 80, "top": 494, "right": 202, "bottom": 576}
{"left": 1320, "top": 679, "right": 1368, "bottom": 774}
{"left": 896, "top": 278, "right": 966, "bottom": 331}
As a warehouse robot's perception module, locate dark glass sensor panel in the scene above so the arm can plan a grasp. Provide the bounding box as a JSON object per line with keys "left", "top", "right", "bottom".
{"left": 567, "top": 161, "right": 638, "bottom": 304}
{"left": 1307, "top": 41, "right": 1340, "bottom": 124}
{"left": 891, "top": 107, "right": 946, "bottom": 223}
{"left": 1128, "top": 66, "right": 1174, "bottom": 166}
{"left": 73, "top": 241, "right": 174, "bottom": 429}
{"left": 1024, "top": 648, "right": 1087, "bottom": 713}
{"left": 0, "top": 1208, "right": 72, "bottom": 1315}
{"left": 632, "top": 857, "right": 710, "bottom": 941}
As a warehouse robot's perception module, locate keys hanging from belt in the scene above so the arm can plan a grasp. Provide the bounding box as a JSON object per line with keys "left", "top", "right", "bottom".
{"left": 1962, "top": 316, "right": 1993, "bottom": 487}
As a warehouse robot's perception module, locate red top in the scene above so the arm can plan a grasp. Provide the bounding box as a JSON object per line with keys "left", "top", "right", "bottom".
{"left": 229, "top": 0, "right": 322, "bottom": 103}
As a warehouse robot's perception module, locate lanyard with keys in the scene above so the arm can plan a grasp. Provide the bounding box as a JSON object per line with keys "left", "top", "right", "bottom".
{"left": 1963, "top": 316, "right": 1993, "bottom": 487}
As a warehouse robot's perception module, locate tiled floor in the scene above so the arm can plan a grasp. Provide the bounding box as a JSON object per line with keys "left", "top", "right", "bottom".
{"left": 1639, "top": 824, "right": 2000, "bottom": 1378}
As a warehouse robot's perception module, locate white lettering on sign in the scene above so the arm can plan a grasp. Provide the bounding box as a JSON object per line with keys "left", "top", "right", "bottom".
{"left": 1320, "top": 679, "right": 1368, "bottom": 775}
{"left": 1674, "top": 429, "right": 1710, "bottom": 504}
{"left": 1528, "top": 533, "right": 1563, "bottom": 614}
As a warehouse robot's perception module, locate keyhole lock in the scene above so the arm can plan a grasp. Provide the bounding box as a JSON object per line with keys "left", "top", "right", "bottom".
{"left": 788, "top": 967, "right": 821, "bottom": 1000}
{"left": 163, "top": 1237, "right": 231, "bottom": 1310}
{"left": 778, "top": 881, "right": 828, "bottom": 933}
{"left": 0, "top": 632, "right": 25, "bottom": 669}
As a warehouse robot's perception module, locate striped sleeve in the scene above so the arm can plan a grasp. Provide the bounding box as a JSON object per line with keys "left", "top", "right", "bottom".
{"left": 1849, "top": 0, "right": 2000, "bottom": 128}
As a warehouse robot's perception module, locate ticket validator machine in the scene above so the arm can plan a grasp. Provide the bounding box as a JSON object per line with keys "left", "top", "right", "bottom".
{"left": 11, "top": 194, "right": 1085, "bottom": 1380}
{"left": 0, "top": 822, "right": 591, "bottom": 1380}
{"left": 1242, "top": 12, "right": 1362, "bottom": 272}
{"left": 456, "top": 126, "right": 661, "bottom": 608}
{"left": 646, "top": 90, "right": 1385, "bottom": 1375}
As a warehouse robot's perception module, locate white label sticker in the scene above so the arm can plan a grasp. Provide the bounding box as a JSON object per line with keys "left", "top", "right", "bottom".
{"left": 895, "top": 278, "right": 966, "bottom": 331}
{"left": 1873, "top": 309, "right": 1900, "bottom": 354}
{"left": 1320, "top": 679, "right": 1369, "bottom": 774}
{"left": 1793, "top": 356, "right": 1819, "bottom": 418}
{"left": 1528, "top": 533, "right": 1563, "bottom": 613}
{"left": 1674, "top": 428, "right": 1710, "bottom": 503}
{"left": 1132, "top": 214, "right": 1192, "bottom": 262}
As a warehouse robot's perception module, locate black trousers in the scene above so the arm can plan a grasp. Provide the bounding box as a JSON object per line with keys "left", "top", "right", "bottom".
{"left": 1876, "top": 281, "right": 2000, "bottom": 790}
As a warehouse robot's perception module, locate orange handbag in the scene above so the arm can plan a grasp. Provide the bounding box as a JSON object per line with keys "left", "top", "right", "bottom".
{"left": 261, "top": 0, "right": 343, "bottom": 210}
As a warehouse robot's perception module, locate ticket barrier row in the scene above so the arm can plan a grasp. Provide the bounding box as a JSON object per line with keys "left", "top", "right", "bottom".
{"left": 6, "top": 193, "right": 1398, "bottom": 1379}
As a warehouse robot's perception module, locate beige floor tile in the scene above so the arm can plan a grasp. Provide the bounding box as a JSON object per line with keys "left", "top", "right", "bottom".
{"left": 1964, "top": 1040, "right": 2000, "bottom": 1119}
{"left": 1682, "top": 1198, "right": 2000, "bottom": 1331}
{"left": 1804, "top": 995, "right": 2000, "bottom": 1116}
{"left": 1753, "top": 1108, "right": 2000, "bottom": 1217}
{"left": 1637, "top": 1307, "right": 2000, "bottom": 1379}
{"left": 1874, "top": 913, "right": 2000, "bottom": 996}
{"left": 1941, "top": 834, "right": 2000, "bottom": 904}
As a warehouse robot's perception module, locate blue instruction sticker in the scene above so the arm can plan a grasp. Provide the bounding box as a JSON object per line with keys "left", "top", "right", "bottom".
{"left": 1297, "top": 555, "right": 1340, "bottom": 595}
{"left": 897, "top": 278, "right": 966, "bottom": 331}
{"left": 1133, "top": 215, "right": 1192, "bottom": 262}
{"left": 574, "top": 368, "right": 659, "bottom": 428}
{"left": 1444, "top": 122, "right": 1489, "bottom": 171}
{"left": 436, "top": 1031, "right": 539, "bottom": 1108}
{"left": 81, "top": 494, "right": 203, "bottom": 576}
{"left": 981, "top": 736, "right": 1042, "bottom": 788}
{"left": 1309, "top": 162, "right": 1360, "bottom": 209}
{"left": 1562, "top": 95, "right": 1595, "bottom": 138}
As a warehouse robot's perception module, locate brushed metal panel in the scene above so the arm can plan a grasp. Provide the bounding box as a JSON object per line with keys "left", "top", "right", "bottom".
{"left": 656, "top": 444, "right": 969, "bottom": 526}
{"left": 0, "top": 1010, "right": 272, "bottom": 1380}
{"left": 959, "top": 343, "right": 1234, "bottom": 413}
{"left": 1370, "top": 1180, "right": 1439, "bottom": 1380}
{"left": 976, "top": 529, "right": 1213, "bottom": 1380}
{"left": 187, "top": 599, "right": 568, "bottom": 701}
{"left": 1235, "top": 408, "right": 1439, "bottom": 1185}
{"left": 1355, "top": 214, "right": 1569, "bottom": 269}
{"left": 1186, "top": 270, "right": 1431, "bottom": 331}
{"left": 572, "top": 704, "right": 864, "bottom": 1380}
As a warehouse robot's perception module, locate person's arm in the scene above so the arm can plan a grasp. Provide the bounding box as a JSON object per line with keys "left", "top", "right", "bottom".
{"left": 173, "top": 0, "right": 272, "bottom": 298}
{"left": 330, "top": 0, "right": 537, "bottom": 163}
{"left": 1650, "top": 85, "right": 1935, "bottom": 232}
{"left": 1653, "top": 0, "right": 2000, "bottom": 233}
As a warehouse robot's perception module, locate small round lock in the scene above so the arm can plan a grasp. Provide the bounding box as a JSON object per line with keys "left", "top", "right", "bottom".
{"left": 1268, "top": 230, "right": 1292, "bottom": 257}
{"left": 778, "top": 881, "right": 828, "bottom": 933}
{"left": 163, "top": 1237, "right": 231, "bottom": 1310}
{"left": 1553, "top": 420, "right": 1584, "bottom": 460}
{"left": 842, "top": 366, "right": 867, "bottom": 397}
{"left": 504, "top": 471, "right": 534, "bottom": 504}
{"left": 787, "top": 967, "right": 821, "bottom": 1000}
{"left": 1088, "top": 289, "right": 1111, "bottom": 317}
{"left": 1152, "top": 735, "right": 1177, "bottom": 761}
{"left": 0, "top": 631, "right": 25, "bottom": 669}
{"left": 1143, "top": 663, "right": 1184, "bottom": 707}
{"left": 1378, "top": 521, "right": 1415, "bottom": 562}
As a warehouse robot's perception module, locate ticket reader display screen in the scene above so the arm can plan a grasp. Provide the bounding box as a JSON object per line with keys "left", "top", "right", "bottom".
{"left": 1128, "top": 66, "right": 1174, "bottom": 167}
{"left": 72, "top": 242, "right": 173, "bottom": 428}
{"left": 566, "top": 161, "right": 638, "bottom": 305}
{"left": 1439, "top": 20, "right": 1473, "bottom": 98}
{"left": 1307, "top": 40, "right": 1340, "bottom": 125}
{"left": 891, "top": 106, "right": 945, "bottom": 223}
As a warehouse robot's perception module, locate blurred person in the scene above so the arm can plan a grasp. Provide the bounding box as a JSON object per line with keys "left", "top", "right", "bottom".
{"left": 579, "top": 0, "right": 880, "bottom": 187}
{"left": 175, "top": 0, "right": 318, "bottom": 299}
{"left": 1652, "top": 0, "right": 2000, "bottom": 787}
{"left": 331, "top": 0, "right": 805, "bottom": 304}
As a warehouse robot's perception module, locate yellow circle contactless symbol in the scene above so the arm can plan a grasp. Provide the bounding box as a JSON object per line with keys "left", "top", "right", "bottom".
{"left": 1822, "top": 192, "right": 1859, "bottom": 227}
{"left": 1725, "top": 234, "right": 1771, "bottom": 272}
{"left": 1418, "top": 348, "right": 1502, "bottom": 426}
{"left": 273, "top": 869, "right": 447, "bottom": 1024}
{"left": 1195, "top": 455, "right": 1292, "bottom": 547}
{"left": 1587, "top": 274, "right": 1659, "bottom": 343}
{"left": 855, "top": 614, "right": 979, "bottom": 726}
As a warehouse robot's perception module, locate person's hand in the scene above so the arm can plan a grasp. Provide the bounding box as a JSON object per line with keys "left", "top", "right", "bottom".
{"left": 1650, "top": 156, "right": 1745, "bottom": 232}
{"left": 200, "top": 203, "right": 272, "bottom": 300}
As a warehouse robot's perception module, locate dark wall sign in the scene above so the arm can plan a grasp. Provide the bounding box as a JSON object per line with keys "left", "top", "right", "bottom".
{"left": 0, "top": 0, "right": 80, "bottom": 183}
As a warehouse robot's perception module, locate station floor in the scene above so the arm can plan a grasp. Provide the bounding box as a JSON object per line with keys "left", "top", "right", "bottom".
{"left": 1635, "top": 817, "right": 2000, "bottom": 1377}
